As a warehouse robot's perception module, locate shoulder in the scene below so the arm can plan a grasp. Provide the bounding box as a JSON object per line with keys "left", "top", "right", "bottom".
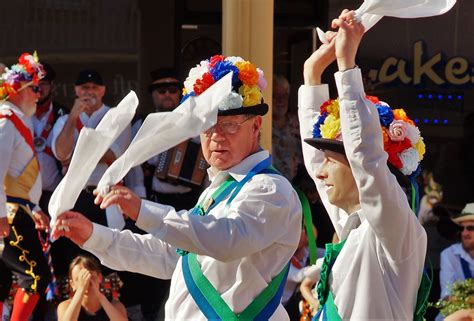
{"left": 57, "top": 298, "right": 72, "bottom": 313}
{"left": 442, "top": 243, "right": 461, "bottom": 256}
{"left": 246, "top": 170, "right": 297, "bottom": 201}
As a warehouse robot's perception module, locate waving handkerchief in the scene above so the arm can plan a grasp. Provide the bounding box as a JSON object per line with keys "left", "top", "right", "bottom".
{"left": 96, "top": 72, "right": 233, "bottom": 196}
{"left": 48, "top": 91, "right": 138, "bottom": 227}
{"left": 318, "top": 0, "right": 457, "bottom": 44}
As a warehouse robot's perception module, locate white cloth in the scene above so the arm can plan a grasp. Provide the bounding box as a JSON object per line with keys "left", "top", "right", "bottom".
{"left": 83, "top": 150, "right": 302, "bottom": 320}
{"left": 298, "top": 68, "right": 427, "bottom": 321}
{"left": 317, "top": 0, "right": 456, "bottom": 44}
{"left": 48, "top": 92, "right": 136, "bottom": 226}
{"left": 96, "top": 73, "right": 232, "bottom": 197}
{"left": 32, "top": 102, "right": 62, "bottom": 191}
{"left": 439, "top": 243, "right": 474, "bottom": 298}
{"left": 0, "top": 102, "right": 42, "bottom": 217}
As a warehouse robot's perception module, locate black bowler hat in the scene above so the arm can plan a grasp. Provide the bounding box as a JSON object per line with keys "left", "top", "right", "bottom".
{"left": 75, "top": 69, "right": 104, "bottom": 86}
{"left": 148, "top": 67, "right": 182, "bottom": 93}
{"left": 41, "top": 63, "right": 56, "bottom": 82}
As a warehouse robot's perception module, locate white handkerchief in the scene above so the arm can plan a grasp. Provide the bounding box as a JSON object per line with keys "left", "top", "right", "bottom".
{"left": 96, "top": 72, "right": 233, "bottom": 196}
{"left": 48, "top": 91, "right": 138, "bottom": 227}
{"left": 318, "top": 0, "right": 456, "bottom": 43}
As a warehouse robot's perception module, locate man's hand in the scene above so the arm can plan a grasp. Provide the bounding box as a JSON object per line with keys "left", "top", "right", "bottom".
{"left": 0, "top": 217, "right": 9, "bottom": 238}
{"left": 51, "top": 211, "right": 93, "bottom": 246}
{"left": 303, "top": 31, "right": 337, "bottom": 86}
{"left": 33, "top": 210, "right": 50, "bottom": 231}
{"left": 445, "top": 309, "right": 474, "bottom": 321}
{"left": 331, "top": 9, "right": 365, "bottom": 71}
{"left": 94, "top": 185, "right": 141, "bottom": 221}
{"left": 68, "top": 97, "right": 91, "bottom": 121}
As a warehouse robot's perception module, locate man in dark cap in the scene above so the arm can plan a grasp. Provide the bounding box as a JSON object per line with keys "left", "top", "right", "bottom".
{"left": 148, "top": 67, "right": 182, "bottom": 112}
{"left": 49, "top": 69, "right": 131, "bottom": 277}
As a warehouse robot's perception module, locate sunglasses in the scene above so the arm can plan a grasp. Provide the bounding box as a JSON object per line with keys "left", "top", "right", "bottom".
{"left": 459, "top": 225, "right": 474, "bottom": 232}
{"left": 29, "top": 86, "right": 40, "bottom": 93}
{"left": 157, "top": 86, "right": 180, "bottom": 95}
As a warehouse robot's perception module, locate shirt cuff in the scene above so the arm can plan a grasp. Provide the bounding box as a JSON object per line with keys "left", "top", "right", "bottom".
{"left": 82, "top": 223, "right": 115, "bottom": 252}
{"left": 298, "top": 84, "right": 329, "bottom": 111}
{"left": 334, "top": 67, "right": 364, "bottom": 98}
{"left": 135, "top": 199, "right": 170, "bottom": 232}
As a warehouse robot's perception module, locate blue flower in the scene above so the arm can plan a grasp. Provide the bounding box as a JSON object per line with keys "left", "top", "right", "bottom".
{"left": 312, "top": 113, "right": 327, "bottom": 138}
{"left": 376, "top": 103, "right": 394, "bottom": 128}
{"left": 210, "top": 61, "right": 240, "bottom": 86}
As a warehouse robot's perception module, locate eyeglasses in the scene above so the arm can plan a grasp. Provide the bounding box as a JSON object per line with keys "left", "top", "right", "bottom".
{"left": 459, "top": 225, "right": 474, "bottom": 232}
{"left": 157, "top": 86, "right": 180, "bottom": 95}
{"left": 204, "top": 116, "right": 255, "bottom": 135}
{"left": 29, "top": 86, "right": 40, "bottom": 93}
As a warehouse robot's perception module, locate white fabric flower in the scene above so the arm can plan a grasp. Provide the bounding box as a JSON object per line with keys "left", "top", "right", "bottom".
{"left": 225, "top": 56, "right": 245, "bottom": 64}
{"left": 388, "top": 119, "right": 408, "bottom": 141}
{"left": 183, "top": 60, "right": 210, "bottom": 94}
{"left": 405, "top": 124, "right": 421, "bottom": 145}
{"left": 399, "top": 147, "right": 419, "bottom": 175}
{"left": 218, "top": 92, "right": 243, "bottom": 110}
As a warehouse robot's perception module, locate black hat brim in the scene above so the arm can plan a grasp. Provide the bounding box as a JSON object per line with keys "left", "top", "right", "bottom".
{"left": 148, "top": 81, "right": 183, "bottom": 93}
{"left": 217, "top": 103, "right": 268, "bottom": 116}
{"left": 304, "top": 137, "right": 411, "bottom": 188}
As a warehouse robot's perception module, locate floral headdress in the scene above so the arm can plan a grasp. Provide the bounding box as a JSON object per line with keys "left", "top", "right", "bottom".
{"left": 306, "top": 96, "right": 426, "bottom": 213}
{"left": 0, "top": 52, "right": 45, "bottom": 102}
{"left": 181, "top": 55, "right": 268, "bottom": 115}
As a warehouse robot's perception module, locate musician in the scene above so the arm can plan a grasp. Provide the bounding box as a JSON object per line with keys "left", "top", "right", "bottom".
{"left": 50, "top": 69, "right": 131, "bottom": 276}
{"left": 53, "top": 55, "right": 302, "bottom": 320}
{"left": 0, "top": 52, "right": 51, "bottom": 320}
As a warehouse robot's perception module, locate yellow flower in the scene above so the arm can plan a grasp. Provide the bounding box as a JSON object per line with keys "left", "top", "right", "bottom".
{"left": 415, "top": 138, "right": 425, "bottom": 160}
{"left": 182, "top": 87, "right": 187, "bottom": 96}
{"left": 326, "top": 99, "right": 340, "bottom": 118}
{"left": 239, "top": 85, "right": 262, "bottom": 107}
{"left": 320, "top": 115, "right": 340, "bottom": 139}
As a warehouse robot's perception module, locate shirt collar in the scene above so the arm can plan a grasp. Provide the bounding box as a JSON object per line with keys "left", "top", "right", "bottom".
{"left": 339, "top": 209, "right": 362, "bottom": 241}
{"left": 1, "top": 101, "right": 26, "bottom": 119}
{"left": 453, "top": 243, "right": 474, "bottom": 262}
{"left": 207, "top": 150, "right": 270, "bottom": 185}
{"left": 80, "top": 103, "right": 107, "bottom": 121}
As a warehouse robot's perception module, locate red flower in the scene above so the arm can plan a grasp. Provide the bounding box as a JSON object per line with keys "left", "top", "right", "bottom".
{"left": 384, "top": 138, "right": 411, "bottom": 169}
{"left": 366, "top": 95, "right": 380, "bottom": 104}
{"left": 209, "top": 55, "right": 225, "bottom": 68}
{"left": 320, "top": 99, "right": 333, "bottom": 114}
{"left": 193, "top": 72, "right": 215, "bottom": 95}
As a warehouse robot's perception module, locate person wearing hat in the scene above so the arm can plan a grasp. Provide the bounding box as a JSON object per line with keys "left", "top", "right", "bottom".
{"left": 298, "top": 10, "right": 428, "bottom": 321}
{"left": 439, "top": 203, "right": 474, "bottom": 300}
{"left": 52, "top": 55, "right": 302, "bottom": 320}
{"left": 49, "top": 69, "right": 131, "bottom": 277}
{"left": 0, "top": 52, "right": 51, "bottom": 320}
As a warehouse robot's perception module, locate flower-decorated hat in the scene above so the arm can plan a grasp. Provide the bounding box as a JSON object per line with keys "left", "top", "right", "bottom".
{"left": 181, "top": 55, "right": 268, "bottom": 116}
{"left": 0, "top": 52, "right": 45, "bottom": 102}
{"left": 452, "top": 203, "right": 474, "bottom": 224}
{"left": 305, "top": 96, "right": 425, "bottom": 187}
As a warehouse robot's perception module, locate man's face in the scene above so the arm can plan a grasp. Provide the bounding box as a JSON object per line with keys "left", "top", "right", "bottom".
{"left": 13, "top": 83, "right": 41, "bottom": 117}
{"left": 460, "top": 220, "right": 474, "bottom": 252}
{"left": 151, "top": 78, "right": 181, "bottom": 111}
{"left": 316, "top": 150, "right": 360, "bottom": 213}
{"left": 38, "top": 79, "right": 52, "bottom": 104}
{"left": 200, "top": 115, "right": 262, "bottom": 170}
{"left": 272, "top": 85, "right": 289, "bottom": 118}
{"left": 74, "top": 82, "right": 105, "bottom": 111}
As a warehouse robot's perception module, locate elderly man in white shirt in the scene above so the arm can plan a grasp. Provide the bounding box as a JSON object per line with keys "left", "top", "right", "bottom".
{"left": 52, "top": 55, "right": 302, "bottom": 320}
{"left": 298, "top": 10, "right": 428, "bottom": 321}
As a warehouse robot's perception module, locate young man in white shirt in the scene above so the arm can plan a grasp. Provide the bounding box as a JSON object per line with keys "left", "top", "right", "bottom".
{"left": 298, "top": 10, "right": 428, "bottom": 321}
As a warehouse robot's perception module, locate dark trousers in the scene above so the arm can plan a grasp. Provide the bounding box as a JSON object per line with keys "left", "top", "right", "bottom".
{"left": 1, "top": 206, "right": 51, "bottom": 294}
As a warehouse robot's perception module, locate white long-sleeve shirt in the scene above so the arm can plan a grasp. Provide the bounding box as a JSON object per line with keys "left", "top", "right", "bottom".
{"left": 83, "top": 150, "right": 302, "bottom": 320}
{"left": 0, "top": 102, "right": 42, "bottom": 217}
{"left": 439, "top": 243, "right": 474, "bottom": 298}
{"left": 50, "top": 104, "right": 131, "bottom": 186}
{"left": 298, "top": 68, "right": 427, "bottom": 321}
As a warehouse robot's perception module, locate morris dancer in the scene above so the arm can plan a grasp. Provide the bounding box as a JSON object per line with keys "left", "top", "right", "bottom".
{"left": 299, "top": 10, "right": 429, "bottom": 320}
{"left": 0, "top": 53, "right": 51, "bottom": 321}
{"left": 53, "top": 55, "right": 302, "bottom": 320}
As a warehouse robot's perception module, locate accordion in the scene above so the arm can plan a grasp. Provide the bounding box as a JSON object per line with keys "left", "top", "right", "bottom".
{"left": 154, "top": 139, "right": 208, "bottom": 187}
